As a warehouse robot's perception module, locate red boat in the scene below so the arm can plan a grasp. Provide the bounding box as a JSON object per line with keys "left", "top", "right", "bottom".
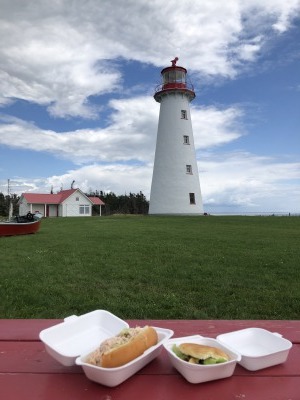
{"left": 0, "top": 213, "right": 42, "bottom": 237}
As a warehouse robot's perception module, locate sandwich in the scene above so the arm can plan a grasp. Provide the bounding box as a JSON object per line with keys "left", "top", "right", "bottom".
{"left": 87, "top": 326, "right": 158, "bottom": 368}
{"left": 172, "top": 343, "right": 229, "bottom": 365}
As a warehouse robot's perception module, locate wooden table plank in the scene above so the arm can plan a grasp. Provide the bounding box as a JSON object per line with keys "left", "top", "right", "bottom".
{"left": 1, "top": 374, "right": 299, "bottom": 400}
{"left": 0, "top": 319, "right": 62, "bottom": 341}
{"left": 1, "top": 318, "right": 299, "bottom": 400}
{"left": 0, "top": 340, "right": 299, "bottom": 376}
{"left": 1, "top": 319, "right": 300, "bottom": 342}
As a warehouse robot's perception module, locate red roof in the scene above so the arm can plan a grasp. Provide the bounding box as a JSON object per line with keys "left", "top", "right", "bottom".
{"left": 20, "top": 189, "right": 105, "bottom": 205}
{"left": 88, "top": 196, "right": 105, "bottom": 206}
{"left": 21, "top": 193, "right": 62, "bottom": 204}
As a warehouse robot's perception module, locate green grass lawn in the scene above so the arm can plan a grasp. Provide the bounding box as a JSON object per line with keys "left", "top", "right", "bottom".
{"left": 1, "top": 215, "right": 299, "bottom": 320}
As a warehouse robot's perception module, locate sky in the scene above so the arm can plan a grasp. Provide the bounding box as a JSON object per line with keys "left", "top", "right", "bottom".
{"left": 0, "top": 0, "right": 299, "bottom": 214}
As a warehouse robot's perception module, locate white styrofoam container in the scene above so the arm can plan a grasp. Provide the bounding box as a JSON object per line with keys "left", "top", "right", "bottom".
{"left": 217, "top": 327, "right": 292, "bottom": 371}
{"left": 164, "top": 335, "right": 241, "bottom": 384}
{"left": 39, "top": 310, "right": 174, "bottom": 387}
{"left": 39, "top": 310, "right": 129, "bottom": 366}
{"left": 76, "top": 326, "right": 174, "bottom": 387}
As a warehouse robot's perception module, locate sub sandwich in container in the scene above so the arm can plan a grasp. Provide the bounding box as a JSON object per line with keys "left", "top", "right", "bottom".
{"left": 87, "top": 326, "right": 158, "bottom": 368}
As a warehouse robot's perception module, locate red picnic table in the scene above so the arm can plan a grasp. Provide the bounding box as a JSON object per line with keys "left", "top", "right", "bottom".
{"left": 0, "top": 319, "right": 299, "bottom": 400}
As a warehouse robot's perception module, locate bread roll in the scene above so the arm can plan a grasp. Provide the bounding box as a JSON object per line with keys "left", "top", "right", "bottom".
{"left": 172, "top": 343, "right": 229, "bottom": 364}
{"left": 87, "top": 326, "right": 158, "bottom": 368}
{"left": 179, "top": 343, "right": 229, "bottom": 361}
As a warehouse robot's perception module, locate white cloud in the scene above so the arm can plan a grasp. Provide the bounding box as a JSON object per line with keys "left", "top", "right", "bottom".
{"left": 0, "top": 98, "right": 245, "bottom": 163}
{"left": 192, "top": 105, "right": 245, "bottom": 149}
{"left": 1, "top": 100, "right": 299, "bottom": 213}
{"left": 199, "top": 152, "right": 300, "bottom": 212}
{"left": 0, "top": 1, "right": 299, "bottom": 213}
{"left": 50, "top": 163, "right": 153, "bottom": 195}
{"left": 0, "top": 97, "right": 158, "bottom": 163}
{"left": 0, "top": 0, "right": 299, "bottom": 117}
{"left": 7, "top": 163, "right": 153, "bottom": 198}
{"left": 5, "top": 150, "right": 299, "bottom": 213}
{"left": 237, "top": 36, "right": 263, "bottom": 61}
{"left": 240, "top": 0, "right": 300, "bottom": 33}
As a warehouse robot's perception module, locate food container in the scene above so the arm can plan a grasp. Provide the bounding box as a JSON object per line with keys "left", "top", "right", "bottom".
{"left": 164, "top": 335, "right": 241, "bottom": 384}
{"left": 164, "top": 327, "right": 292, "bottom": 384}
{"left": 217, "top": 327, "right": 292, "bottom": 371}
{"left": 39, "top": 310, "right": 129, "bottom": 366}
{"left": 76, "top": 326, "right": 174, "bottom": 387}
{"left": 40, "top": 310, "right": 174, "bottom": 387}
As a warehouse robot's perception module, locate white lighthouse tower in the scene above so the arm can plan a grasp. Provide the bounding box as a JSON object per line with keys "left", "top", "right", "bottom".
{"left": 149, "top": 58, "right": 203, "bottom": 215}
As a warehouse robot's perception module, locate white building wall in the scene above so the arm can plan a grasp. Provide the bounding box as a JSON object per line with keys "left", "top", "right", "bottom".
{"left": 29, "top": 204, "right": 45, "bottom": 216}
{"left": 61, "top": 191, "right": 92, "bottom": 217}
{"left": 19, "top": 202, "right": 48, "bottom": 217}
{"left": 48, "top": 205, "right": 58, "bottom": 217}
{"left": 149, "top": 91, "right": 203, "bottom": 214}
{"left": 32, "top": 205, "right": 45, "bottom": 215}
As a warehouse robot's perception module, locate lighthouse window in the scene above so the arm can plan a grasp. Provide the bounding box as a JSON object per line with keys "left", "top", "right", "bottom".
{"left": 181, "top": 110, "right": 187, "bottom": 119}
{"left": 163, "top": 72, "right": 169, "bottom": 84}
{"left": 183, "top": 135, "right": 190, "bottom": 144}
{"left": 164, "top": 71, "right": 176, "bottom": 83}
{"left": 176, "top": 70, "right": 185, "bottom": 83}
{"left": 189, "top": 193, "right": 196, "bottom": 204}
{"left": 186, "top": 165, "right": 192, "bottom": 174}
{"left": 169, "top": 70, "right": 176, "bottom": 82}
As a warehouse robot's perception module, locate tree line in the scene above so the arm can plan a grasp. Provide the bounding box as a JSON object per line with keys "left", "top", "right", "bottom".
{"left": 0, "top": 192, "right": 19, "bottom": 217}
{"left": 0, "top": 191, "right": 149, "bottom": 217}
{"left": 88, "top": 190, "right": 149, "bottom": 215}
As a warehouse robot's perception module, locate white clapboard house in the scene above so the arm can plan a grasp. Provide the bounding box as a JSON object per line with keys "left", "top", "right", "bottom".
{"left": 18, "top": 188, "right": 104, "bottom": 217}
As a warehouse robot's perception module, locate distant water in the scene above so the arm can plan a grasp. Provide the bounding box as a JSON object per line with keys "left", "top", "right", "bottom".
{"left": 207, "top": 212, "right": 300, "bottom": 216}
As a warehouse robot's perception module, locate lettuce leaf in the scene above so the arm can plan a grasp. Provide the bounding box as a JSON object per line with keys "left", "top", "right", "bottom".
{"left": 172, "top": 344, "right": 189, "bottom": 361}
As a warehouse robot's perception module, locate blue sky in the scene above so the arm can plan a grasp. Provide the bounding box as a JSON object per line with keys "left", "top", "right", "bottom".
{"left": 0, "top": 0, "right": 299, "bottom": 213}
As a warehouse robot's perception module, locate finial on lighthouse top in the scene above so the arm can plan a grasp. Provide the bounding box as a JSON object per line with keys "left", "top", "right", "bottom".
{"left": 171, "top": 57, "right": 179, "bottom": 67}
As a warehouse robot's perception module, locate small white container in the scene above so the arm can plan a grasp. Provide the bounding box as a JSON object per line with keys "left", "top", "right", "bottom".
{"left": 40, "top": 310, "right": 174, "bottom": 387}
{"left": 164, "top": 335, "right": 241, "bottom": 384}
{"left": 217, "top": 327, "right": 292, "bottom": 371}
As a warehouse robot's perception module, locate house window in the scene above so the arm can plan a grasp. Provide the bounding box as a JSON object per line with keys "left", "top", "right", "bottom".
{"left": 79, "top": 205, "right": 90, "bottom": 215}
{"left": 189, "top": 193, "right": 196, "bottom": 204}
{"left": 186, "top": 165, "right": 192, "bottom": 174}
{"left": 76, "top": 197, "right": 79, "bottom": 201}
{"left": 181, "top": 110, "right": 187, "bottom": 119}
{"left": 183, "top": 135, "right": 190, "bottom": 144}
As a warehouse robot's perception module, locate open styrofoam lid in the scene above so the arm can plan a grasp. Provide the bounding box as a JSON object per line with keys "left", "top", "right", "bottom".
{"left": 216, "top": 327, "right": 292, "bottom": 357}
{"left": 39, "top": 310, "right": 129, "bottom": 361}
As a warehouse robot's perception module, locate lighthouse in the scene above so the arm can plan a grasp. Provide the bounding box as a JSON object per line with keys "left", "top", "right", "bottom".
{"left": 149, "top": 58, "right": 203, "bottom": 215}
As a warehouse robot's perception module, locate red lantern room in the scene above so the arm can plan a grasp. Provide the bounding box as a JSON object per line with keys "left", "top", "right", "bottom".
{"left": 154, "top": 57, "right": 195, "bottom": 102}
